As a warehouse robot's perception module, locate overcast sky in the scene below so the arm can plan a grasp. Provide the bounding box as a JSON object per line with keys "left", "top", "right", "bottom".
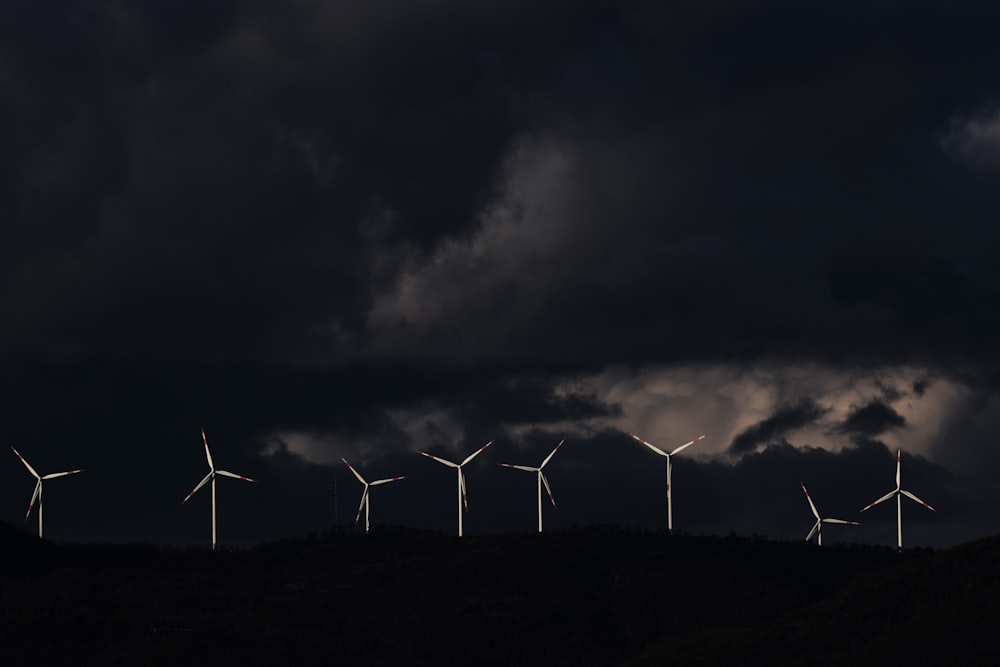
{"left": 2, "top": 0, "right": 1000, "bottom": 549}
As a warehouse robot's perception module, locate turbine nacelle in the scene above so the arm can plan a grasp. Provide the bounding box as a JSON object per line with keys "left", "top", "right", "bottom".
{"left": 629, "top": 431, "right": 709, "bottom": 533}
{"left": 341, "top": 456, "right": 406, "bottom": 533}
{"left": 859, "top": 448, "right": 938, "bottom": 551}
{"left": 498, "top": 440, "right": 565, "bottom": 532}
{"left": 418, "top": 439, "right": 494, "bottom": 536}
{"left": 182, "top": 428, "right": 257, "bottom": 550}
{"left": 629, "top": 433, "right": 708, "bottom": 459}
{"left": 799, "top": 481, "right": 860, "bottom": 546}
{"left": 10, "top": 446, "right": 85, "bottom": 539}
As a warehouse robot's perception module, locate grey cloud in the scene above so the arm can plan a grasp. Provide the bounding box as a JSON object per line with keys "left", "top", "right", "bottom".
{"left": 943, "top": 106, "right": 1000, "bottom": 167}
{"left": 728, "top": 399, "right": 829, "bottom": 455}
{"left": 835, "top": 400, "right": 906, "bottom": 438}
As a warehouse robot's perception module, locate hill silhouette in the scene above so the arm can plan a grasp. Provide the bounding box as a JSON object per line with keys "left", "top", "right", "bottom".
{"left": 1, "top": 522, "right": 997, "bottom": 665}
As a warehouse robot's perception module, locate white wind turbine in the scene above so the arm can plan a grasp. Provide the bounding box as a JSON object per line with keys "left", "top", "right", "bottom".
{"left": 629, "top": 432, "right": 708, "bottom": 533}
{"left": 182, "top": 428, "right": 257, "bottom": 550}
{"left": 418, "top": 439, "right": 494, "bottom": 537}
{"left": 11, "top": 446, "right": 85, "bottom": 539}
{"left": 341, "top": 456, "right": 406, "bottom": 534}
{"left": 860, "top": 448, "right": 938, "bottom": 552}
{"left": 498, "top": 439, "right": 564, "bottom": 533}
{"left": 800, "top": 481, "right": 860, "bottom": 546}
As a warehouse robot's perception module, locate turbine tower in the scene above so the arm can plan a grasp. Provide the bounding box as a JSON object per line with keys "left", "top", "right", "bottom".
{"left": 182, "top": 428, "right": 257, "bottom": 550}
{"left": 418, "top": 439, "right": 494, "bottom": 537}
{"left": 341, "top": 456, "right": 406, "bottom": 534}
{"left": 11, "top": 446, "right": 85, "bottom": 539}
{"left": 860, "top": 448, "right": 938, "bottom": 552}
{"left": 498, "top": 439, "right": 564, "bottom": 533}
{"left": 800, "top": 482, "right": 860, "bottom": 545}
{"left": 629, "top": 432, "right": 708, "bottom": 533}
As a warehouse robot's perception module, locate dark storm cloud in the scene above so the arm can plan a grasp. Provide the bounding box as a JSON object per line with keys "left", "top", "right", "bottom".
{"left": 353, "top": 0, "right": 1000, "bottom": 370}
{"left": 446, "top": 377, "right": 622, "bottom": 436}
{"left": 835, "top": 400, "right": 906, "bottom": 437}
{"left": 1, "top": 0, "right": 524, "bottom": 362}
{"left": 728, "top": 399, "right": 828, "bottom": 454}
{"left": 2, "top": 0, "right": 1000, "bottom": 370}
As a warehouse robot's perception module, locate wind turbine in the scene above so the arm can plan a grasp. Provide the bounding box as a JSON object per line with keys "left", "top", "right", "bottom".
{"left": 860, "top": 448, "right": 938, "bottom": 552}
{"left": 498, "top": 439, "right": 564, "bottom": 533}
{"left": 800, "top": 482, "right": 860, "bottom": 545}
{"left": 182, "top": 428, "right": 257, "bottom": 550}
{"left": 629, "top": 432, "right": 708, "bottom": 533}
{"left": 341, "top": 456, "right": 406, "bottom": 534}
{"left": 10, "top": 446, "right": 85, "bottom": 539}
{"left": 418, "top": 439, "right": 494, "bottom": 537}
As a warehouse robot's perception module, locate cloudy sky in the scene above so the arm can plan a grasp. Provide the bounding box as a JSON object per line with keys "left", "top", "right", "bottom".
{"left": 2, "top": 0, "right": 1000, "bottom": 549}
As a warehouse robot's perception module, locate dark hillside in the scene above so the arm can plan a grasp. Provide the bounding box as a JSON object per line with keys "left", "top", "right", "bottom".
{"left": 0, "top": 520, "right": 57, "bottom": 581}
{"left": 631, "top": 534, "right": 1000, "bottom": 666}
{"left": 0, "top": 523, "right": 995, "bottom": 665}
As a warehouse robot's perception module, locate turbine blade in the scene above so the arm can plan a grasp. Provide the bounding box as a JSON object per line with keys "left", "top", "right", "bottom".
{"left": 11, "top": 447, "right": 40, "bottom": 479}
{"left": 25, "top": 480, "right": 41, "bottom": 521}
{"left": 540, "top": 440, "right": 565, "bottom": 469}
{"left": 670, "top": 433, "right": 709, "bottom": 457}
{"left": 461, "top": 439, "right": 495, "bottom": 466}
{"left": 42, "top": 469, "right": 85, "bottom": 480}
{"left": 895, "top": 448, "right": 901, "bottom": 489}
{"left": 201, "top": 427, "right": 215, "bottom": 471}
{"left": 860, "top": 489, "right": 896, "bottom": 512}
{"left": 182, "top": 472, "right": 213, "bottom": 504}
{"left": 800, "top": 482, "right": 820, "bottom": 520}
{"left": 498, "top": 464, "right": 537, "bottom": 472}
{"left": 540, "top": 472, "right": 557, "bottom": 509}
{"left": 341, "top": 456, "right": 367, "bottom": 485}
{"left": 216, "top": 470, "right": 257, "bottom": 483}
{"left": 354, "top": 487, "right": 368, "bottom": 527}
{"left": 460, "top": 469, "right": 468, "bottom": 512}
{"left": 823, "top": 518, "right": 862, "bottom": 525}
{"left": 901, "top": 489, "right": 938, "bottom": 512}
{"left": 628, "top": 432, "right": 668, "bottom": 457}
{"left": 418, "top": 451, "right": 459, "bottom": 468}
{"left": 805, "top": 521, "right": 819, "bottom": 542}
{"left": 370, "top": 476, "right": 406, "bottom": 486}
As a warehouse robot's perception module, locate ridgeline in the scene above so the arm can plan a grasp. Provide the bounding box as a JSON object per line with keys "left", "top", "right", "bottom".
{"left": 1, "top": 523, "right": 998, "bottom": 665}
